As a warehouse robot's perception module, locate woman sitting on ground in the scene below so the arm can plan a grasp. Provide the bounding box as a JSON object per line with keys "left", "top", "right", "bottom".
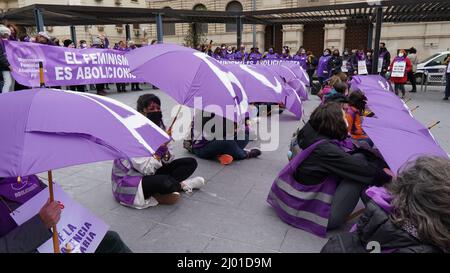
{"left": 269, "top": 103, "right": 392, "bottom": 236}
{"left": 322, "top": 156, "right": 450, "bottom": 253}
{"left": 111, "top": 94, "right": 205, "bottom": 208}
{"left": 345, "top": 90, "right": 373, "bottom": 147}
{"left": 191, "top": 110, "right": 261, "bottom": 165}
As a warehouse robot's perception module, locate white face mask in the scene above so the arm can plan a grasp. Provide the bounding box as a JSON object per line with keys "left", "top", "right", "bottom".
{"left": 398, "top": 53, "right": 404, "bottom": 57}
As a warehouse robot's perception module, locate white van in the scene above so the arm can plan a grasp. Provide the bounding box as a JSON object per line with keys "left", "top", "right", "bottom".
{"left": 415, "top": 51, "right": 450, "bottom": 84}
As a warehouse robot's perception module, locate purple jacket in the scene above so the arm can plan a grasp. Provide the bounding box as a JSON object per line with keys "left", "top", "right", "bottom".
{"left": 293, "top": 54, "right": 308, "bottom": 70}
{"left": 317, "top": 55, "right": 331, "bottom": 77}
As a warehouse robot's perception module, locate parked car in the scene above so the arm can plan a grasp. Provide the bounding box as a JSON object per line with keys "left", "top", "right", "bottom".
{"left": 415, "top": 51, "right": 450, "bottom": 84}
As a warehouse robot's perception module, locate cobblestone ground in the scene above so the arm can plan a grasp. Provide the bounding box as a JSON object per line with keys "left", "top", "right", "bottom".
{"left": 38, "top": 83, "right": 450, "bottom": 253}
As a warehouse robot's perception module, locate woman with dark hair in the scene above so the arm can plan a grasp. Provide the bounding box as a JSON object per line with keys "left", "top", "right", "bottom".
{"left": 317, "top": 48, "right": 332, "bottom": 85}
{"left": 280, "top": 46, "right": 291, "bottom": 59}
{"left": 322, "top": 155, "right": 450, "bottom": 253}
{"left": 111, "top": 94, "right": 205, "bottom": 208}
{"left": 407, "top": 47, "right": 418, "bottom": 93}
{"left": 327, "top": 49, "right": 343, "bottom": 76}
{"left": 268, "top": 103, "right": 392, "bottom": 236}
{"left": 190, "top": 110, "right": 261, "bottom": 165}
{"left": 345, "top": 90, "right": 372, "bottom": 146}
{"left": 389, "top": 49, "right": 412, "bottom": 98}
{"left": 212, "top": 47, "right": 222, "bottom": 60}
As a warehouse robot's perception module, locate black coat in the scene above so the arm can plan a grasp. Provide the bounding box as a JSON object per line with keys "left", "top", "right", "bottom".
{"left": 321, "top": 200, "right": 442, "bottom": 253}
{"left": 294, "top": 122, "right": 390, "bottom": 185}
{"left": 0, "top": 40, "right": 10, "bottom": 71}
{"left": 327, "top": 56, "right": 343, "bottom": 75}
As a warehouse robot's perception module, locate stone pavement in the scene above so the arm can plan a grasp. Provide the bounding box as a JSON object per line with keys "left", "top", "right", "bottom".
{"left": 38, "top": 83, "right": 450, "bottom": 253}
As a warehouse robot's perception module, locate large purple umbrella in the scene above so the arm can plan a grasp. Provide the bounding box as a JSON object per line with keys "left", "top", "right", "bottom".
{"left": 264, "top": 65, "right": 308, "bottom": 101}
{"left": 127, "top": 44, "right": 248, "bottom": 121}
{"left": 0, "top": 89, "right": 170, "bottom": 178}
{"left": 350, "top": 75, "right": 394, "bottom": 93}
{"left": 224, "top": 64, "right": 288, "bottom": 104}
{"left": 362, "top": 117, "right": 448, "bottom": 173}
{"left": 281, "top": 62, "right": 310, "bottom": 87}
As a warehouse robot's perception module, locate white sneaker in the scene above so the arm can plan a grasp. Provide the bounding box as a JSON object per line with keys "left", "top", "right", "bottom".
{"left": 182, "top": 177, "right": 206, "bottom": 193}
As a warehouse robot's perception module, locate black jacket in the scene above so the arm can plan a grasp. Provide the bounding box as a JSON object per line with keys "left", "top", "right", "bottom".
{"left": 294, "top": 122, "right": 390, "bottom": 185}
{"left": 321, "top": 200, "right": 442, "bottom": 253}
{"left": 327, "top": 55, "right": 343, "bottom": 75}
{"left": 0, "top": 42, "right": 10, "bottom": 71}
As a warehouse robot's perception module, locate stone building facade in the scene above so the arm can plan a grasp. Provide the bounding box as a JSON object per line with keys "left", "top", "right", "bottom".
{"left": 1, "top": 0, "right": 449, "bottom": 60}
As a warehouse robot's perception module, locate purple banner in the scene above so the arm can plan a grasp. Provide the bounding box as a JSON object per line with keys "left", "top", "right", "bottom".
{"left": 218, "top": 59, "right": 301, "bottom": 66}
{"left": 5, "top": 40, "right": 144, "bottom": 87}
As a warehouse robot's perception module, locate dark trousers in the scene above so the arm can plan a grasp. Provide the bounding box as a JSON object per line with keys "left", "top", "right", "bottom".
{"left": 14, "top": 81, "right": 30, "bottom": 91}
{"left": 194, "top": 139, "right": 249, "bottom": 160}
{"left": 116, "top": 83, "right": 126, "bottom": 92}
{"left": 445, "top": 73, "right": 450, "bottom": 98}
{"left": 95, "top": 84, "right": 105, "bottom": 93}
{"left": 307, "top": 69, "right": 315, "bottom": 86}
{"left": 407, "top": 71, "right": 417, "bottom": 91}
{"left": 142, "top": 158, "right": 197, "bottom": 199}
{"left": 69, "top": 85, "right": 86, "bottom": 92}
{"left": 394, "top": 83, "right": 406, "bottom": 96}
{"left": 131, "top": 83, "right": 141, "bottom": 90}
{"left": 95, "top": 231, "right": 132, "bottom": 253}
{"left": 327, "top": 153, "right": 369, "bottom": 230}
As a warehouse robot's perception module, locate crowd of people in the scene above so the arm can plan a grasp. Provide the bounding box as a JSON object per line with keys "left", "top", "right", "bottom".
{"left": 1, "top": 23, "right": 450, "bottom": 254}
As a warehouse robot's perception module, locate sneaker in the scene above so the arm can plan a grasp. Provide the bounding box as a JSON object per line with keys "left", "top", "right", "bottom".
{"left": 182, "top": 177, "right": 206, "bottom": 193}
{"left": 217, "top": 154, "right": 233, "bottom": 165}
{"left": 153, "top": 192, "right": 180, "bottom": 205}
{"left": 246, "top": 149, "right": 261, "bottom": 158}
{"left": 443, "top": 97, "right": 449, "bottom": 101}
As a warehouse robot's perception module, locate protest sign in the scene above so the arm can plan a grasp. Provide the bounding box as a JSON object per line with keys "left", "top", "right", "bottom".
{"left": 11, "top": 183, "right": 109, "bottom": 253}
{"left": 358, "top": 60, "right": 368, "bottom": 75}
{"left": 391, "top": 61, "right": 406, "bottom": 78}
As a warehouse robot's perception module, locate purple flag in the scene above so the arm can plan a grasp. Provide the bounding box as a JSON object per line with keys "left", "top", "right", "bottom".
{"left": 4, "top": 40, "right": 144, "bottom": 87}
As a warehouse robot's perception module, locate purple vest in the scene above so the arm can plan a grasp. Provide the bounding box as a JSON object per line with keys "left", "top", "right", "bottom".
{"left": 294, "top": 54, "right": 308, "bottom": 70}
{"left": 265, "top": 53, "right": 279, "bottom": 60}
{"left": 267, "top": 140, "right": 338, "bottom": 237}
{"left": 248, "top": 53, "right": 261, "bottom": 62}
{"left": 111, "top": 159, "right": 142, "bottom": 206}
{"left": 317, "top": 55, "right": 331, "bottom": 77}
{"left": 0, "top": 175, "right": 46, "bottom": 237}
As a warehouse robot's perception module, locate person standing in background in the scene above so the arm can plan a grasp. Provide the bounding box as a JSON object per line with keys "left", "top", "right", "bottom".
{"left": 443, "top": 55, "right": 450, "bottom": 101}
{"left": 379, "top": 42, "right": 391, "bottom": 78}
{"left": 407, "top": 47, "right": 418, "bottom": 93}
{"left": 0, "top": 25, "right": 12, "bottom": 93}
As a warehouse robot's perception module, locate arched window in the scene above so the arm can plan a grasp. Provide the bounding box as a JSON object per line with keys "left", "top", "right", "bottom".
{"left": 162, "top": 7, "right": 176, "bottom": 36}
{"left": 193, "top": 4, "right": 208, "bottom": 34}
{"left": 225, "top": 1, "right": 243, "bottom": 33}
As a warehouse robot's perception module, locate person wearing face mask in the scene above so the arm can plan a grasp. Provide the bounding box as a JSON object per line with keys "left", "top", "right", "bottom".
{"left": 317, "top": 49, "right": 332, "bottom": 85}
{"left": 248, "top": 47, "right": 262, "bottom": 63}
{"left": 293, "top": 48, "right": 308, "bottom": 70}
{"left": 407, "top": 47, "right": 418, "bottom": 93}
{"left": 234, "top": 44, "right": 247, "bottom": 61}
{"left": 212, "top": 47, "right": 222, "bottom": 60}
{"left": 388, "top": 49, "right": 412, "bottom": 98}
{"left": 379, "top": 42, "right": 391, "bottom": 77}
{"left": 64, "top": 39, "right": 86, "bottom": 93}
{"left": 111, "top": 94, "right": 206, "bottom": 208}
{"left": 225, "top": 46, "right": 235, "bottom": 60}
{"left": 351, "top": 49, "right": 368, "bottom": 75}
{"left": 327, "top": 49, "right": 343, "bottom": 76}
{"left": 220, "top": 44, "right": 227, "bottom": 58}
{"left": 269, "top": 103, "right": 392, "bottom": 236}
{"left": 264, "top": 47, "right": 278, "bottom": 60}
{"left": 280, "top": 46, "right": 291, "bottom": 60}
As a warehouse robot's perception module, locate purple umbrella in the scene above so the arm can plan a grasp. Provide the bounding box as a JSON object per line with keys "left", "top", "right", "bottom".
{"left": 264, "top": 65, "right": 308, "bottom": 100}
{"left": 350, "top": 75, "right": 394, "bottom": 93}
{"left": 281, "top": 62, "right": 310, "bottom": 87}
{"left": 127, "top": 44, "right": 249, "bottom": 121}
{"left": 0, "top": 89, "right": 170, "bottom": 178}
{"left": 362, "top": 117, "right": 448, "bottom": 174}
{"left": 284, "top": 85, "right": 303, "bottom": 120}
{"left": 224, "top": 64, "right": 288, "bottom": 104}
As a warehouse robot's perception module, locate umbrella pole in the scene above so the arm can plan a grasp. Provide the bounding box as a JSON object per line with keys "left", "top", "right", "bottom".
{"left": 39, "top": 62, "right": 45, "bottom": 88}
{"left": 47, "top": 170, "right": 60, "bottom": 253}
{"left": 428, "top": 121, "right": 440, "bottom": 130}
{"left": 410, "top": 105, "right": 419, "bottom": 112}
{"left": 167, "top": 105, "right": 182, "bottom": 134}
